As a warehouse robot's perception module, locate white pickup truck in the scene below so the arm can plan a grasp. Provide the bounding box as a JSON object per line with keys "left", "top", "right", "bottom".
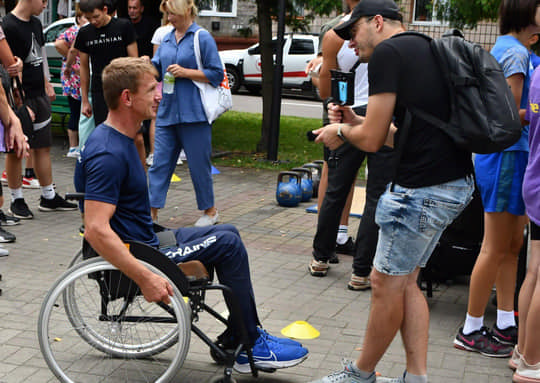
{"left": 219, "top": 33, "right": 319, "bottom": 98}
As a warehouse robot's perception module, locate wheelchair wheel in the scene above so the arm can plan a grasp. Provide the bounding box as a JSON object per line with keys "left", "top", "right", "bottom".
{"left": 38, "top": 258, "right": 191, "bottom": 383}
{"left": 67, "top": 248, "right": 83, "bottom": 268}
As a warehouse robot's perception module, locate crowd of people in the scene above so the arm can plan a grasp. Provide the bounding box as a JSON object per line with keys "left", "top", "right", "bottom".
{"left": 2, "top": 0, "right": 540, "bottom": 381}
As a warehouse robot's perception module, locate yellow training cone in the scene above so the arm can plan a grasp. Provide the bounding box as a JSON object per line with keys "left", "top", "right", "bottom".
{"left": 281, "top": 321, "right": 320, "bottom": 339}
{"left": 171, "top": 174, "right": 181, "bottom": 182}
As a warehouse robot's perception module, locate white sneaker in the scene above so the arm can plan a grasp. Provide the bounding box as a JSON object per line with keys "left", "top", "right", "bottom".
{"left": 146, "top": 153, "right": 154, "bottom": 166}
{"left": 514, "top": 358, "right": 540, "bottom": 382}
{"left": 0, "top": 245, "right": 9, "bottom": 257}
{"left": 509, "top": 346, "right": 522, "bottom": 370}
{"left": 177, "top": 155, "right": 183, "bottom": 165}
{"left": 66, "top": 147, "right": 80, "bottom": 158}
{"left": 179, "top": 149, "right": 187, "bottom": 161}
{"left": 194, "top": 212, "right": 219, "bottom": 227}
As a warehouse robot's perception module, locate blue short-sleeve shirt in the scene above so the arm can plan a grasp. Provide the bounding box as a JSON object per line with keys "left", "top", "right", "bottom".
{"left": 75, "top": 124, "right": 159, "bottom": 247}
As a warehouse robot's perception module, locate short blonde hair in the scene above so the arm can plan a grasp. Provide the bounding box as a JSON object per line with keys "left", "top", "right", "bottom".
{"left": 160, "top": 0, "right": 197, "bottom": 18}
{"left": 102, "top": 57, "right": 158, "bottom": 110}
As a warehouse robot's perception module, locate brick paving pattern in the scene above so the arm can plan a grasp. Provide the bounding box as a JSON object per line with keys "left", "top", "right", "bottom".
{"left": 0, "top": 140, "right": 512, "bottom": 382}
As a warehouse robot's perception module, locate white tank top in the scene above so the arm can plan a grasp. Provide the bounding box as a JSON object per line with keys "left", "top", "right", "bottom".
{"left": 336, "top": 14, "right": 369, "bottom": 108}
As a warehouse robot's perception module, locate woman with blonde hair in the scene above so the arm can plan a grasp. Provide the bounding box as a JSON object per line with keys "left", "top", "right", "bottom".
{"left": 149, "top": 0, "right": 219, "bottom": 226}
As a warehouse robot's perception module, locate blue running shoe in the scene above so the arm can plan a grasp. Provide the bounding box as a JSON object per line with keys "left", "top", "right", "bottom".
{"left": 257, "top": 327, "right": 302, "bottom": 347}
{"left": 234, "top": 333, "right": 309, "bottom": 373}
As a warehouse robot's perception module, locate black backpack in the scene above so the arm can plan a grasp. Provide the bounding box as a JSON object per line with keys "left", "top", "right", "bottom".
{"left": 398, "top": 30, "right": 522, "bottom": 154}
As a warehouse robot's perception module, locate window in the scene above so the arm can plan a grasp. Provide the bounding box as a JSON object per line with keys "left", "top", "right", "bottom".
{"left": 289, "top": 39, "right": 314, "bottom": 55}
{"left": 198, "top": 0, "right": 237, "bottom": 17}
{"left": 412, "top": 0, "right": 447, "bottom": 25}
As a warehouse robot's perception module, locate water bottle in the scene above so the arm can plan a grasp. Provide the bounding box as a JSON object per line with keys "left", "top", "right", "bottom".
{"left": 163, "top": 71, "right": 175, "bottom": 94}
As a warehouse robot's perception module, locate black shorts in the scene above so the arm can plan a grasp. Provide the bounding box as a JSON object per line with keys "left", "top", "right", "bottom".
{"left": 24, "top": 95, "right": 52, "bottom": 149}
{"left": 531, "top": 221, "right": 540, "bottom": 241}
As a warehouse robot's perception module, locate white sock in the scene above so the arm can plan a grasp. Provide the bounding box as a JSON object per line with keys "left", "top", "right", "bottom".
{"left": 336, "top": 225, "right": 348, "bottom": 245}
{"left": 497, "top": 309, "right": 516, "bottom": 329}
{"left": 41, "top": 184, "right": 55, "bottom": 200}
{"left": 463, "top": 313, "right": 483, "bottom": 335}
{"left": 9, "top": 187, "right": 23, "bottom": 201}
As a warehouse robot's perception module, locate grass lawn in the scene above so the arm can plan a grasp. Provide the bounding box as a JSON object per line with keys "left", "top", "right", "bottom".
{"left": 52, "top": 109, "right": 366, "bottom": 177}
{"left": 212, "top": 111, "right": 324, "bottom": 170}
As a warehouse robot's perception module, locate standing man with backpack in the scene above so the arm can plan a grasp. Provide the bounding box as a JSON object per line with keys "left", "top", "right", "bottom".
{"left": 309, "top": 0, "right": 475, "bottom": 382}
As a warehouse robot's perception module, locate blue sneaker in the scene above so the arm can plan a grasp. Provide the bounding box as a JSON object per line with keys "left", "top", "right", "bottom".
{"left": 257, "top": 327, "right": 302, "bottom": 347}
{"left": 234, "top": 333, "right": 309, "bottom": 373}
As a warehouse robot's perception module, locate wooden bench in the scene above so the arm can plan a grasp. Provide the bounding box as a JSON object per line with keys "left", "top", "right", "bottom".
{"left": 48, "top": 58, "right": 63, "bottom": 81}
{"left": 51, "top": 84, "right": 70, "bottom": 133}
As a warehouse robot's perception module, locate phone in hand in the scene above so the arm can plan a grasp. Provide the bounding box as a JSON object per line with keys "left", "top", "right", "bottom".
{"left": 330, "top": 69, "right": 355, "bottom": 106}
{"left": 306, "top": 131, "right": 317, "bottom": 141}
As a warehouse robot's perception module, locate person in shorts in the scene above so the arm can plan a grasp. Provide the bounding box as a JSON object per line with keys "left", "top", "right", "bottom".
{"left": 2, "top": 0, "right": 77, "bottom": 219}
{"left": 310, "top": 1, "right": 474, "bottom": 382}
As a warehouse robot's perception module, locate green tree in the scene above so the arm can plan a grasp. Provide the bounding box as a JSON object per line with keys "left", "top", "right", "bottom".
{"left": 433, "top": 0, "right": 500, "bottom": 29}
{"left": 255, "top": 0, "right": 341, "bottom": 153}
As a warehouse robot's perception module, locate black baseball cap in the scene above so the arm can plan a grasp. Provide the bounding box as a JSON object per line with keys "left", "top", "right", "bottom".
{"left": 334, "top": 0, "right": 401, "bottom": 41}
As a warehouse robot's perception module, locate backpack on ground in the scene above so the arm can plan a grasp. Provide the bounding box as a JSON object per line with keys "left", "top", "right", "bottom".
{"left": 399, "top": 30, "right": 522, "bottom": 154}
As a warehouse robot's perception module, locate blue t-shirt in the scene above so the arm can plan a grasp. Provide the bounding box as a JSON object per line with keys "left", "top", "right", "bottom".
{"left": 491, "top": 35, "right": 531, "bottom": 152}
{"left": 75, "top": 124, "right": 159, "bottom": 247}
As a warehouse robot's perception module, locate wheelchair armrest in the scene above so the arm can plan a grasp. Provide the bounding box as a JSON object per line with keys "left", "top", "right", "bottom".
{"left": 125, "top": 240, "right": 191, "bottom": 295}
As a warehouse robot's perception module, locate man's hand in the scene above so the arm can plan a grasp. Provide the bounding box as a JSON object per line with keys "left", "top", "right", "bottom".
{"left": 328, "top": 102, "right": 356, "bottom": 124}
{"left": 7, "top": 56, "right": 22, "bottom": 77}
{"left": 5, "top": 112, "right": 29, "bottom": 158}
{"left": 138, "top": 272, "right": 174, "bottom": 305}
{"left": 45, "top": 82, "right": 56, "bottom": 102}
{"left": 305, "top": 55, "right": 322, "bottom": 74}
{"left": 313, "top": 123, "right": 345, "bottom": 150}
{"left": 82, "top": 99, "right": 92, "bottom": 117}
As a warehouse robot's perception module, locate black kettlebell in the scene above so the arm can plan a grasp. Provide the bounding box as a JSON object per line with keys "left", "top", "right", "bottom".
{"left": 302, "top": 162, "right": 322, "bottom": 198}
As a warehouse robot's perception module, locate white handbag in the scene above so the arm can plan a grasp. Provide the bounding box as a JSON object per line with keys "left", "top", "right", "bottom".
{"left": 193, "top": 29, "right": 233, "bottom": 123}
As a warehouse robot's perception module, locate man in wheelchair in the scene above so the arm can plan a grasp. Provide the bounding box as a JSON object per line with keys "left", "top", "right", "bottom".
{"left": 73, "top": 57, "right": 309, "bottom": 374}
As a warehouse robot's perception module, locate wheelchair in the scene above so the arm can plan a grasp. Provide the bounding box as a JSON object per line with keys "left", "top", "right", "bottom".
{"left": 38, "top": 194, "right": 273, "bottom": 383}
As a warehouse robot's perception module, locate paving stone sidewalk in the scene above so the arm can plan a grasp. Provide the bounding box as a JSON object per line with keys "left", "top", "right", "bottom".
{"left": 0, "top": 140, "right": 512, "bottom": 383}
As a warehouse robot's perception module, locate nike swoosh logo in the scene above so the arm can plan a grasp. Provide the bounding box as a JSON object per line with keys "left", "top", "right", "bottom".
{"left": 240, "top": 350, "right": 277, "bottom": 361}
{"left": 461, "top": 337, "right": 475, "bottom": 347}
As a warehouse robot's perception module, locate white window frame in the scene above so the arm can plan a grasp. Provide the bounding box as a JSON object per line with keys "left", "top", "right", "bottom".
{"left": 411, "top": 0, "right": 449, "bottom": 26}
{"left": 198, "top": 0, "right": 237, "bottom": 17}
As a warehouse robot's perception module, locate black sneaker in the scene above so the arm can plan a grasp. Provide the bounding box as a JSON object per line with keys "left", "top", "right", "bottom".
{"left": 39, "top": 194, "right": 78, "bottom": 212}
{"left": 453, "top": 326, "right": 513, "bottom": 357}
{"left": 492, "top": 324, "right": 518, "bottom": 346}
{"left": 0, "top": 210, "right": 20, "bottom": 226}
{"left": 8, "top": 198, "right": 34, "bottom": 219}
{"left": 335, "top": 237, "right": 355, "bottom": 255}
{"left": 329, "top": 253, "right": 339, "bottom": 264}
{"left": 0, "top": 227, "right": 15, "bottom": 243}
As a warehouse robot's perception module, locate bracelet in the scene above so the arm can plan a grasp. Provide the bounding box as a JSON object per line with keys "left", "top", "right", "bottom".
{"left": 337, "top": 124, "right": 347, "bottom": 142}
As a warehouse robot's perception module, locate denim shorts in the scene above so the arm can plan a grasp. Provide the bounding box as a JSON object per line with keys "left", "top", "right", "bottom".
{"left": 373, "top": 175, "right": 475, "bottom": 276}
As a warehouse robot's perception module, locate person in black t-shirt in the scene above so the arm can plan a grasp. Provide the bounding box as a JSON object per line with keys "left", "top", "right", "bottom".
{"left": 310, "top": 1, "right": 474, "bottom": 383}
{"left": 127, "top": 0, "right": 159, "bottom": 58}
{"left": 2, "top": 0, "right": 78, "bottom": 219}
{"left": 75, "top": 0, "right": 147, "bottom": 165}
{"left": 75, "top": 0, "right": 137, "bottom": 127}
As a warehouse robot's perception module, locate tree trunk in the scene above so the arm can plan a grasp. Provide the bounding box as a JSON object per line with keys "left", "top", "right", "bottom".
{"left": 256, "top": 0, "right": 274, "bottom": 153}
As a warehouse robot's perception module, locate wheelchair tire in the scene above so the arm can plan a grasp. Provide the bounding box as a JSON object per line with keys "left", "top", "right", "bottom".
{"left": 38, "top": 258, "right": 191, "bottom": 383}
{"left": 67, "top": 248, "right": 83, "bottom": 268}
